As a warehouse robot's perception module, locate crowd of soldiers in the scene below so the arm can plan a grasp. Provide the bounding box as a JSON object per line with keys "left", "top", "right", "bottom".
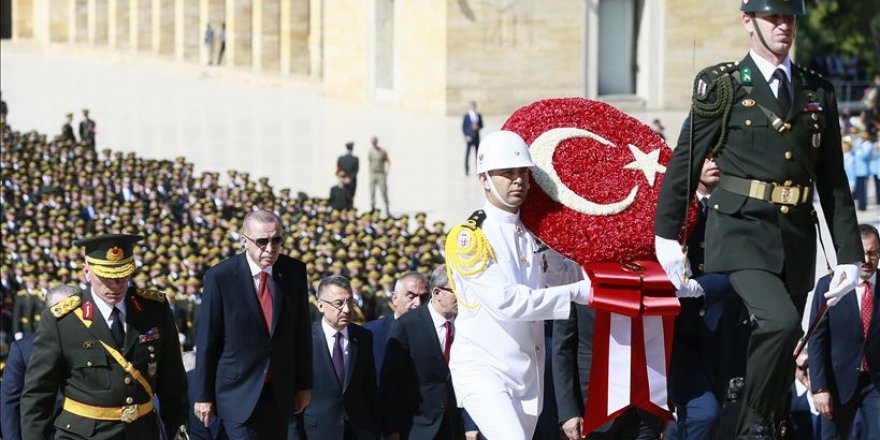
{"left": 0, "top": 116, "right": 447, "bottom": 362}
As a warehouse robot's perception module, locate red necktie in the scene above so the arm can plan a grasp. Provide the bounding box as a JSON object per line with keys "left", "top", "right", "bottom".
{"left": 443, "top": 321, "right": 454, "bottom": 364}
{"left": 258, "top": 271, "right": 274, "bottom": 332}
{"left": 861, "top": 281, "right": 874, "bottom": 371}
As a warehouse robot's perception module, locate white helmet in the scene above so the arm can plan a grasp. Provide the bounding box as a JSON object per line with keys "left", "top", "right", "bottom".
{"left": 475, "top": 130, "right": 535, "bottom": 174}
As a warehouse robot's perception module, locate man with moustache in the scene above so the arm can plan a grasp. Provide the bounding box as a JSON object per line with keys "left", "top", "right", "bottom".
{"left": 194, "top": 210, "right": 313, "bottom": 439}
{"left": 21, "top": 234, "right": 188, "bottom": 439}
{"left": 654, "top": 0, "right": 862, "bottom": 437}
{"left": 290, "top": 276, "right": 380, "bottom": 439}
{"left": 444, "top": 130, "right": 594, "bottom": 440}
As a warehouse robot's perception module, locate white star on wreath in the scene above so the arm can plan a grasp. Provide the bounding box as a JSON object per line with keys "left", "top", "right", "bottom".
{"left": 623, "top": 144, "right": 666, "bottom": 187}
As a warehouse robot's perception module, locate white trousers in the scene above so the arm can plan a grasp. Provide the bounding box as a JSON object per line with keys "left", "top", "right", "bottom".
{"left": 462, "top": 392, "right": 539, "bottom": 440}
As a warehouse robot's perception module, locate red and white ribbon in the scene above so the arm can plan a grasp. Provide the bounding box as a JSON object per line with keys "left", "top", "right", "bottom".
{"left": 582, "top": 261, "right": 679, "bottom": 436}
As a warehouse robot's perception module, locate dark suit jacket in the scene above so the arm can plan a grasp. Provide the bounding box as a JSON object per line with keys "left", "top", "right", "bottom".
{"left": 364, "top": 313, "right": 395, "bottom": 377}
{"left": 194, "top": 253, "right": 313, "bottom": 424}
{"left": 808, "top": 272, "right": 880, "bottom": 404}
{"left": 461, "top": 113, "right": 483, "bottom": 140}
{"left": 1, "top": 333, "right": 34, "bottom": 440}
{"left": 290, "top": 322, "right": 379, "bottom": 439}
{"left": 553, "top": 303, "right": 596, "bottom": 425}
{"left": 380, "top": 305, "right": 462, "bottom": 439}
{"left": 655, "top": 54, "right": 862, "bottom": 298}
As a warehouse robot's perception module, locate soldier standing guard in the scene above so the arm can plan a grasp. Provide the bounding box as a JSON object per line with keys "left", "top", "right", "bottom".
{"left": 654, "top": 0, "right": 863, "bottom": 438}
{"left": 21, "top": 234, "right": 189, "bottom": 439}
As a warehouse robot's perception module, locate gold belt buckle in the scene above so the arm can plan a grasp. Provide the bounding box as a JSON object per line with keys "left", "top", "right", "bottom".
{"left": 773, "top": 186, "right": 800, "bottom": 205}
{"left": 121, "top": 404, "right": 138, "bottom": 423}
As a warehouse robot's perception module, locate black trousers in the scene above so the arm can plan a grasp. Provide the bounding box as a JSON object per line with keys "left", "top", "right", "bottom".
{"left": 222, "top": 385, "right": 287, "bottom": 440}
{"left": 729, "top": 270, "right": 805, "bottom": 436}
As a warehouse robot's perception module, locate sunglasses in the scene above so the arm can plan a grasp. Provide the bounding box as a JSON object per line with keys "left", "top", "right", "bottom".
{"left": 242, "top": 234, "right": 284, "bottom": 249}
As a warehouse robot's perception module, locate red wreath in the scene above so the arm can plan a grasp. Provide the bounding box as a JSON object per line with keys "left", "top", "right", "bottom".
{"left": 503, "top": 98, "right": 695, "bottom": 266}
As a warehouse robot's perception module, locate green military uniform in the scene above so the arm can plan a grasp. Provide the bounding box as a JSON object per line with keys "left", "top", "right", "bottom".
{"left": 13, "top": 288, "right": 44, "bottom": 337}
{"left": 337, "top": 142, "right": 360, "bottom": 198}
{"left": 654, "top": 3, "right": 863, "bottom": 435}
{"left": 368, "top": 143, "right": 390, "bottom": 215}
{"left": 20, "top": 234, "right": 188, "bottom": 439}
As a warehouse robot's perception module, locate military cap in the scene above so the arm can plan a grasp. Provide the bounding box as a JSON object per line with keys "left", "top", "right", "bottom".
{"left": 380, "top": 274, "right": 394, "bottom": 284}
{"left": 415, "top": 212, "right": 427, "bottom": 220}
{"left": 74, "top": 233, "right": 143, "bottom": 278}
{"left": 345, "top": 142, "right": 354, "bottom": 150}
{"left": 351, "top": 277, "right": 364, "bottom": 288}
{"left": 346, "top": 260, "right": 363, "bottom": 269}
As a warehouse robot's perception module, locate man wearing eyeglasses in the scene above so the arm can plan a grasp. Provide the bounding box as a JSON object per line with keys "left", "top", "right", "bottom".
{"left": 289, "top": 276, "right": 380, "bottom": 439}
{"left": 194, "top": 210, "right": 314, "bottom": 439}
{"left": 380, "top": 265, "right": 463, "bottom": 440}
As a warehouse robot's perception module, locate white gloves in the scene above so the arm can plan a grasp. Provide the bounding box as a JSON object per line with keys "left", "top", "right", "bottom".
{"left": 675, "top": 278, "right": 705, "bottom": 298}
{"left": 571, "top": 278, "right": 593, "bottom": 305}
{"left": 655, "top": 235, "right": 690, "bottom": 290}
{"left": 824, "top": 263, "right": 860, "bottom": 307}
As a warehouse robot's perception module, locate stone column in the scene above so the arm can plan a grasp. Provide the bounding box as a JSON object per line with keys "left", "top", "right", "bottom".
{"left": 225, "top": 0, "right": 252, "bottom": 67}
{"left": 199, "top": 0, "right": 224, "bottom": 65}
{"left": 152, "top": 0, "right": 174, "bottom": 54}
{"left": 252, "top": 0, "right": 280, "bottom": 72}
{"left": 280, "top": 0, "right": 308, "bottom": 75}
{"left": 130, "top": 0, "right": 151, "bottom": 51}
{"left": 33, "top": 0, "right": 69, "bottom": 42}
{"left": 87, "top": 0, "right": 108, "bottom": 45}
{"left": 69, "top": 0, "right": 87, "bottom": 42}
{"left": 174, "top": 0, "right": 199, "bottom": 62}
{"left": 107, "top": 0, "right": 128, "bottom": 49}
{"left": 307, "top": 0, "right": 321, "bottom": 78}
{"left": 12, "top": 0, "right": 35, "bottom": 38}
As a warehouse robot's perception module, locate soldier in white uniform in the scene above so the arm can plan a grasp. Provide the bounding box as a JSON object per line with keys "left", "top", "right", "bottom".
{"left": 445, "top": 130, "right": 593, "bottom": 440}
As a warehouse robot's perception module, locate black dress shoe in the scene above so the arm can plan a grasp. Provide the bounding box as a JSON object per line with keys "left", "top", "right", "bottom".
{"left": 739, "top": 420, "right": 775, "bottom": 440}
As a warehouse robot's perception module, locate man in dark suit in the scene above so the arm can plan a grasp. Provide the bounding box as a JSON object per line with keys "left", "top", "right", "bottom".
{"left": 461, "top": 101, "right": 483, "bottom": 176}
{"left": 329, "top": 171, "right": 354, "bottom": 211}
{"left": 1, "top": 284, "right": 78, "bottom": 440}
{"left": 60, "top": 112, "right": 76, "bottom": 142}
{"left": 79, "top": 108, "right": 96, "bottom": 148}
{"left": 654, "top": 0, "right": 863, "bottom": 436}
{"left": 21, "top": 234, "right": 188, "bottom": 439}
{"left": 666, "top": 156, "right": 750, "bottom": 440}
{"left": 195, "top": 210, "right": 313, "bottom": 439}
{"left": 380, "top": 265, "right": 462, "bottom": 440}
{"left": 553, "top": 304, "right": 662, "bottom": 440}
{"left": 364, "top": 272, "right": 429, "bottom": 376}
{"left": 808, "top": 224, "right": 880, "bottom": 439}
{"left": 789, "top": 353, "right": 821, "bottom": 440}
{"left": 290, "top": 276, "right": 380, "bottom": 439}
{"left": 337, "top": 142, "right": 359, "bottom": 199}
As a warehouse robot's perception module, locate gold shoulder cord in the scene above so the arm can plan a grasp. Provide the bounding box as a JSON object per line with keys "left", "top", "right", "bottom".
{"left": 444, "top": 219, "right": 496, "bottom": 311}
{"left": 73, "top": 308, "right": 154, "bottom": 396}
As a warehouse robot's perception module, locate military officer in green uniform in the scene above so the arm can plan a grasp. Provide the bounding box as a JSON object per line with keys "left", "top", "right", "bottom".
{"left": 654, "top": 0, "right": 863, "bottom": 438}
{"left": 21, "top": 234, "right": 188, "bottom": 439}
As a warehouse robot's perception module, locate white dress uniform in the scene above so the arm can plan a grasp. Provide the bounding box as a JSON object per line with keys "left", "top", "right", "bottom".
{"left": 447, "top": 202, "right": 591, "bottom": 439}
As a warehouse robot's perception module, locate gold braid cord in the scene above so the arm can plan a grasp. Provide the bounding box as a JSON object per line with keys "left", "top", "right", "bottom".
{"left": 444, "top": 221, "right": 496, "bottom": 311}
{"left": 691, "top": 65, "right": 735, "bottom": 155}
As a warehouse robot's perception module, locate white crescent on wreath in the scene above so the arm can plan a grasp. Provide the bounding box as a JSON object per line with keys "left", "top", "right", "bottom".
{"left": 529, "top": 127, "right": 667, "bottom": 216}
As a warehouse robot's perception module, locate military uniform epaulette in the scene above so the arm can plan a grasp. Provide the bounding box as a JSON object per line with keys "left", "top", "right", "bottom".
{"left": 692, "top": 61, "right": 739, "bottom": 154}
{"left": 136, "top": 289, "right": 166, "bottom": 303}
{"left": 50, "top": 295, "right": 82, "bottom": 318}
{"left": 445, "top": 210, "right": 496, "bottom": 280}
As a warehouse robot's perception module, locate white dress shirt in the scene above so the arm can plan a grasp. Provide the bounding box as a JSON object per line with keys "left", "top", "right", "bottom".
{"left": 427, "top": 300, "right": 452, "bottom": 349}
{"left": 245, "top": 252, "right": 273, "bottom": 292}
{"left": 321, "top": 319, "right": 350, "bottom": 370}
{"left": 750, "top": 48, "right": 793, "bottom": 99}
{"left": 93, "top": 293, "right": 128, "bottom": 333}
